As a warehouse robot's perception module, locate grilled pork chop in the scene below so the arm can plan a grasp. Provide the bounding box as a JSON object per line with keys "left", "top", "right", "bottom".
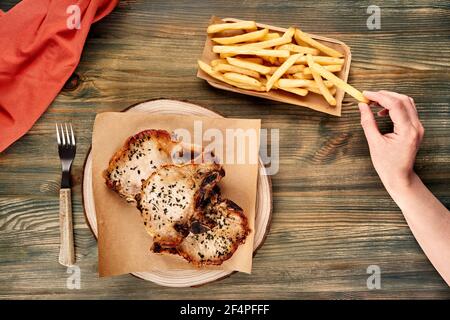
{"left": 154, "top": 195, "right": 250, "bottom": 266}
{"left": 136, "top": 163, "right": 225, "bottom": 248}
{"left": 104, "top": 129, "right": 202, "bottom": 203}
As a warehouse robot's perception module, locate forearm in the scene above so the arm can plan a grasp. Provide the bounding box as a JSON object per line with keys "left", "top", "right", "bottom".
{"left": 385, "top": 173, "right": 450, "bottom": 286}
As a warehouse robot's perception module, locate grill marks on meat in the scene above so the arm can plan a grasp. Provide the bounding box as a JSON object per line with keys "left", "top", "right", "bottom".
{"left": 104, "top": 130, "right": 179, "bottom": 203}
{"left": 177, "top": 198, "right": 250, "bottom": 266}
{"left": 104, "top": 129, "right": 250, "bottom": 266}
{"left": 137, "top": 163, "right": 225, "bottom": 247}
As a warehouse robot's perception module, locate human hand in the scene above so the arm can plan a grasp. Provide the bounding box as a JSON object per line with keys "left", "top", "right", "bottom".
{"left": 358, "top": 91, "right": 425, "bottom": 191}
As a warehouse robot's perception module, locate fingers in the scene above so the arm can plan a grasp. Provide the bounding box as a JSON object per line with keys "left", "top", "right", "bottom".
{"left": 359, "top": 103, "right": 382, "bottom": 144}
{"left": 379, "top": 90, "right": 421, "bottom": 128}
{"left": 377, "top": 108, "right": 389, "bottom": 117}
{"left": 364, "top": 90, "right": 413, "bottom": 134}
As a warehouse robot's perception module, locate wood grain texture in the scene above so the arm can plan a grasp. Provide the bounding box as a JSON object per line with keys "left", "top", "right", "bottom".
{"left": 0, "top": 0, "right": 449, "bottom": 299}
{"left": 59, "top": 189, "right": 75, "bottom": 267}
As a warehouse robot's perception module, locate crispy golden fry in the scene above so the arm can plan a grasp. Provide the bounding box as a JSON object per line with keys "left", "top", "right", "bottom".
{"left": 212, "top": 28, "right": 268, "bottom": 45}
{"left": 213, "top": 46, "right": 290, "bottom": 57}
{"left": 277, "top": 79, "right": 314, "bottom": 88}
{"left": 198, "top": 60, "right": 265, "bottom": 91}
{"left": 238, "top": 57, "right": 264, "bottom": 64}
{"left": 213, "top": 63, "right": 260, "bottom": 79}
{"left": 295, "top": 55, "right": 345, "bottom": 65}
{"left": 266, "top": 54, "right": 302, "bottom": 91}
{"left": 294, "top": 29, "right": 343, "bottom": 58}
{"left": 207, "top": 21, "right": 257, "bottom": 34}
{"left": 242, "top": 27, "right": 295, "bottom": 49}
{"left": 292, "top": 72, "right": 313, "bottom": 80}
{"left": 306, "top": 54, "right": 336, "bottom": 106}
{"left": 286, "top": 64, "right": 306, "bottom": 74}
{"left": 303, "top": 64, "right": 342, "bottom": 75}
{"left": 277, "top": 79, "right": 333, "bottom": 88}
{"left": 270, "top": 75, "right": 308, "bottom": 96}
{"left": 226, "top": 57, "right": 271, "bottom": 75}
{"left": 211, "top": 59, "right": 227, "bottom": 67}
{"left": 310, "top": 61, "right": 369, "bottom": 103}
{"left": 262, "top": 32, "right": 281, "bottom": 41}
{"left": 277, "top": 44, "right": 320, "bottom": 55}
{"left": 261, "top": 55, "right": 280, "bottom": 65}
{"left": 307, "top": 85, "right": 337, "bottom": 96}
{"left": 268, "top": 64, "right": 305, "bottom": 75}
{"left": 277, "top": 86, "right": 309, "bottom": 96}
{"left": 223, "top": 72, "right": 262, "bottom": 87}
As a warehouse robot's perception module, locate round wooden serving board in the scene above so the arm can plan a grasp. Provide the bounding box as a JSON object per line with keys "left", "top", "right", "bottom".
{"left": 82, "top": 99, "right": 273, "bottom": 287}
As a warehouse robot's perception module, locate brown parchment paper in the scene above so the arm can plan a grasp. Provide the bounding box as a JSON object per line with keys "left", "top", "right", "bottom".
{"left": 92, "top": 112, "right": 261, "bottom": 276}
{"left": 197, "top": 16, "right": 352, "bottom": 116}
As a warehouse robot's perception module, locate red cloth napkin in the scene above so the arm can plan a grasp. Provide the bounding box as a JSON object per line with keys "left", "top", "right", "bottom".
{"left": 0, "top": 0, "right": 119, "bottom": 152}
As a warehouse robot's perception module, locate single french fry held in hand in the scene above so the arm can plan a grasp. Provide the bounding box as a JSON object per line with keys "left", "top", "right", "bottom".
{"left": 310, "top": 62, "right": 369, "bottom": 103}
{"left": 294, "top": 29, "right": 343, "bottom": 58}
{"left": 266, "top": 53, "right": 302, "bottom": 91}
{"left": 306, "top": 54, "right": 336, "bottom": 106}
{"left": 226, "top": 57, "right": 271, "bottom": 75}
{"left": 213, "top": 63, "right": 260, "bottom": 79}
{"left": 207, "top": 21, "right": 257, "bottom": 33}
{"left": 212, "top": 28, "right": 268, "bottom": 44}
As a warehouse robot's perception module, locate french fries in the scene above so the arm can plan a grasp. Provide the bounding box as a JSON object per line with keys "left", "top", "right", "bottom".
{"left": 295, "top": 55, "right": 345, "bottom": 65}
{"left": 212, "top": 28, "right": 268, "bottom": 45}
{"left": 277, "top": 79, "right": 333, "bottom": 88}
{"left": 262, "top": 32, "right": 281, "bottom": 41}
{"left": 266, "top": 54, "right": 302, "bottom": 91}
{"left": 277, "top": 86, "right": 309, "bottom": 97}
{"left": 303, "top": 64, "right": 342, "bottom": 75}
{"left": 292, "top": 72, "right": 313, "bottom": 80}
{"left": 306, "top": 54, "right": 336, "bottom": 106}
{"left": 226, "top": 57, "right": 272, "bottom": 75}
{"left": 223, "top": 72, "right": 262, "bottom": 87}
{"left": 241, "top": 27, "right": 295, "bottom": 49}
{"left": 200, "top": 19, "right": 367, "bottom": 109}
{"left": 277, "top": 44, "right": 320, "bottom": 55}
{"left": 198, "top": 60, "right": 265, "bottom": 91}
{"left": 213, "top": 63, "right": 260, "bottom": 79}
{"left": 294, "top": 29, "right": 343, "bottom": 58}
{"left": 310, "top": 62, "right": 369, "bottom": 103}
{"left": 207, "top": 21, "right": 257, "bottom": 33}
{"left": 213, "top": 46, "right": 290, "bottom": 58}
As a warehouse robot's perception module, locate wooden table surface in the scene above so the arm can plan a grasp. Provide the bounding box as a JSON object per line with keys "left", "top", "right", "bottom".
{"left": 0, "top": 0, "right": 449, "bottom": 299}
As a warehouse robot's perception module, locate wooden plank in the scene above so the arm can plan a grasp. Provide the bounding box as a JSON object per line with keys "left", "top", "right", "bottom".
{"left": 0, "top": 0, "right": 449, "bottom": 298}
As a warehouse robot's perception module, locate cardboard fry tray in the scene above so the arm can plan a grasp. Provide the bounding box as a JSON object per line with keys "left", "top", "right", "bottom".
{"left": 197, "top": 16, "right": 352, "bottom": 116}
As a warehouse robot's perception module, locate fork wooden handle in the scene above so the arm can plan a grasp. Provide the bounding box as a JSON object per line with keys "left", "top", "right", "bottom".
{"left": 59, "top": 188, "right": 75, "bottom": 266}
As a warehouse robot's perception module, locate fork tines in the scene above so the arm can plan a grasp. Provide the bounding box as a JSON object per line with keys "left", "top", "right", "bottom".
{"left": 56, "top": 123, "right": 76, "bottom": 147}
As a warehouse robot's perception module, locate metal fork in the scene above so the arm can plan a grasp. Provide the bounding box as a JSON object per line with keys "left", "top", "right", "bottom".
{"left": 56, "top": 123, "right": 76, "bottom": 266}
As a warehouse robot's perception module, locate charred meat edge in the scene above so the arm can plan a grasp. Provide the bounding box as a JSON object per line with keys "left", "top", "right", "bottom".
{"left": 137, "top": 163, "right": 225, "bottom": 248}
